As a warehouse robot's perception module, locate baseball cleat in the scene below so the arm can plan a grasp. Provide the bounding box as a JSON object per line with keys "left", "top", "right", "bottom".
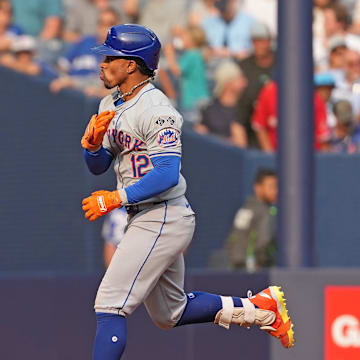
{"left": 248, "top": 286, "right": 295, "bottom": 349}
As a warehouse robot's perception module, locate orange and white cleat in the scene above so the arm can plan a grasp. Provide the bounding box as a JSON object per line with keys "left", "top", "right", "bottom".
{"left": 247, "top": 286, "right": 295, "bottom": 348}
{"left": 214, "top": 286, "right": 295, "bottom": 349}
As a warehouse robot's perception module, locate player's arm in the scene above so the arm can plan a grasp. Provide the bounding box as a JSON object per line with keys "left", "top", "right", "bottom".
{"left": 122, "top": 155, "right": 180, "bottom": 204}
{"left": 81, "top": 155, "right": 180, "bottom": 221}
{"left": 83, "top": 146, "right": 114, "bottom": 175}
{"left": 81, "top": 112, "right": 182, "bottom": 221}
{"left": 81, "top": 110, "right": 116, "bottom": 174}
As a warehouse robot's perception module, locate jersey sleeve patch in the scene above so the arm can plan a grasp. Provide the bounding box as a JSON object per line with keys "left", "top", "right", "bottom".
{"left": 157, "top": 128, "right": 180, "bottom": 148}
{"left": 155, "top": 116, "right": 176, "bottom": 127}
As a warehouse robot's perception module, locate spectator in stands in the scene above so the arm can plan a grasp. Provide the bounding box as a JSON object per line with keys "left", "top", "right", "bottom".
{"left": 188, "top": 0, "right": 220, "bottom": 27}
{"left": 0, "top": 34, "right": 57, "bottom": 78}
{"left": 201, "top": 0, "right": 254, "bottom": 60}
{"left": 327, "top": 3, "right": 360, "bottom": 51}
{"left": 332, "top": 49, "right": 360, "bottom": 120}
{"left": 49, "top": 8, "right": 119, "bottom": 97}
{"left": 315, "top": 72, "right": 337, "bottom": 128}
{"left": 0, "top": 35, "right": 40, "bottom": 75}
{"left": 327, "top": 35, "right": 347, "bottom": 82}
{"left": 195, "top": 60, "right": 247, "bottom": 147}
{"left": 330, "top": 99, "right": 360, "bottom": 153}
{"left": 324, "top": 3, "right": 352, "bottom": 39}
{"left": 169, "top": 25, "right": 210, "bottom": 123}
{"left": 226, "top": 168, "right": 277, "bottom": 271}
{"left": 236, "top": 21, "right": 275, "bottom": 148}
{"left": 11, "top": 0, "right": 64, "bottom": 65}
{"left": 11, "top": 0, "right": 63, "bottom": 39}
{"left": 251, "top": 80, "right": 331, "bottom": 153}
{"left": 102, "top": 208, "right": 128, "bottom": 268}
{"left": 313, "top": 1, "right": 360, "bottom": 71}
{"left": 63, "top": 0, "right": 125, "bottom": 43}
{"left": 0, "top": 0, "right": 22, "bottom": 54}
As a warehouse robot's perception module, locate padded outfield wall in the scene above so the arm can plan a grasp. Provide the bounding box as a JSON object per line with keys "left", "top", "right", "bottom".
{"left": 1, "top": 67, "right": 360, "bottom": 271}
{"left": 0, "top": 270, "right": 360, "bottom": 359}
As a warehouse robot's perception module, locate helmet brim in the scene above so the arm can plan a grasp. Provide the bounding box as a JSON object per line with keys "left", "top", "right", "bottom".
{"left": 91, "top": 43, "right": 158, "bottom": 71}
{"left": 91, "top": 44, "right": 126, "bottom": 56}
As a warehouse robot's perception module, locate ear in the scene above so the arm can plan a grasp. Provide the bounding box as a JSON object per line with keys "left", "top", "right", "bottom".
{"left": 127, "top": 60, "right": 137, "bottom": 74}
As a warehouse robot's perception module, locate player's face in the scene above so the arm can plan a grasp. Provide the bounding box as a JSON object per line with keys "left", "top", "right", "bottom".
{"left": 100, "top": 56, "right": 132, "bottom": 89}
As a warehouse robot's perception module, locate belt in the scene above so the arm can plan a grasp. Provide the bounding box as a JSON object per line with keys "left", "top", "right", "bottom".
{"left": 125, "top": 201, "right": 164, "bottom": 215}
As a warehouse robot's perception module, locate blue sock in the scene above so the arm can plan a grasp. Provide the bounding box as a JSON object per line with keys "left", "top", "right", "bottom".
{"left": 176, "top": 292, "right": 245, "bottom": 326}
{"left": 93, "top": 313, "right": 127, "bottom": 360}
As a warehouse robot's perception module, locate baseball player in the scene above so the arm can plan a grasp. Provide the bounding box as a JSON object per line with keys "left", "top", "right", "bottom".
{"left": 81, "top": 24, "right": 295, "bottom": 360}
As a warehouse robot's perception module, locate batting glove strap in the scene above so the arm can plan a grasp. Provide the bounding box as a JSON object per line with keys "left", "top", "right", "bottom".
{"left": 117, "top": 188, "right": 128, "bottom": 206}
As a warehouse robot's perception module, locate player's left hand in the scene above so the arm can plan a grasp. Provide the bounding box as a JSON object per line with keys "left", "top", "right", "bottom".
{"left": 81, "top": 110, "right": 116, "bottom": 151}
{"left": 82, "top": 190, "right": 122, "bottom": 221}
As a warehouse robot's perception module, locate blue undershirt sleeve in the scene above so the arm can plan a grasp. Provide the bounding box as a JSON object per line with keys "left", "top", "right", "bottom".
{"left": 83, "top": 146, "right": 114, "bottom": 175}
{"left": 125, "top": 156, "right": 180, "bottom": 204}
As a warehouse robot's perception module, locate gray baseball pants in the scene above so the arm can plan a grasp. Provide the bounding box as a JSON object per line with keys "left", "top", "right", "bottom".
{"left": 94, "top": 196, "right": 195, "bottom": 329}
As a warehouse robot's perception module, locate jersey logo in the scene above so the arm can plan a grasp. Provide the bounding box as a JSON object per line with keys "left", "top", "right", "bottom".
{"left": 157, "top": 128, "right": 179, "bottom": 148}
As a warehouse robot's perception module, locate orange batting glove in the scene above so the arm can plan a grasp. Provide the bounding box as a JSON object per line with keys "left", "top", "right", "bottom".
{"left": 82, "top": 190, "right": 122, "bottom": 221}
{"left": 81, "top": 110, "right": 116, "bottom": 151}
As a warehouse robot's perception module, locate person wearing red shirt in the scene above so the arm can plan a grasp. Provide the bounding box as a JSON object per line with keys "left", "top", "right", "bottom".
{"left": 252, "top": 80, "right": 330, "bottom": 152}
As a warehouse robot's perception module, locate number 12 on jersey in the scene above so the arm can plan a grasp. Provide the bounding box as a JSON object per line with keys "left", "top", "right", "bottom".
{"left": 131, "top": 154, "right": 151, "bottom": 178}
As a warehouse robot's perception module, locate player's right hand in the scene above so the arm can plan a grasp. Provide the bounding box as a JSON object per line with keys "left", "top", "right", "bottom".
{"left": 81, "top": 110, "right": 115, "bottom": 151}
{"left": 82, "top": 190, "right": 122, "bottom": 221}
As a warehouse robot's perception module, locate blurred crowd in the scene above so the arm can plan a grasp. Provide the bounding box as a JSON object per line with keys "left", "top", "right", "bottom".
{"left": 2, "top": 0, "right": 360, "bottom": 154}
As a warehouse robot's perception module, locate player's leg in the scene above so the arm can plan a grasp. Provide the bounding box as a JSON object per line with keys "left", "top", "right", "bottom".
{"left": 147, "top": 261, "right": 294, "bottom": 348}
{"left": 177, "top": 286, "right": 294, "bottom": 349}
{"left": 93, "top": 198, "right": 195, "bottom": 359}
{"left": 145, "top": 254, "right": 265, "bottom": 328}
{"left": 93, "top": 313, "right": 126, "bottom": 360}
{"left": 144, "top": 254, "right": 249, "bottom": 328}
{"left": 143, "top": 255, "right": 187, "bottom": 329}
{"left": 144, "top": 229, "right": 294, "bottom": 348}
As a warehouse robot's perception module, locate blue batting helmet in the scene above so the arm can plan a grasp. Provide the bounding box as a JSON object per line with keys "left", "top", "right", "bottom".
{"left": 91, "top": 24, "right": 161, "bottom": 71}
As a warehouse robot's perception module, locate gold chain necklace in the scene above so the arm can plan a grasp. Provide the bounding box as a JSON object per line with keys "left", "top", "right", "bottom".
{"left": 117, "top": 76, "right": 153, "bottom": 101}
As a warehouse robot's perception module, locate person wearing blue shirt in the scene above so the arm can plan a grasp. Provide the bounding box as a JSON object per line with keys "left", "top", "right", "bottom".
{"left": 201, "top": 0, "right": 254, "bottom": 59}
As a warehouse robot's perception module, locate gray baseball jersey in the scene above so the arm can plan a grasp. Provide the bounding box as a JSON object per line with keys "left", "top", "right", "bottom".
{"left": 94, "top": 83, "right": 196, "bottom": 326}
{"left": 99, "top": 83, "right": 187, "bottom": 205}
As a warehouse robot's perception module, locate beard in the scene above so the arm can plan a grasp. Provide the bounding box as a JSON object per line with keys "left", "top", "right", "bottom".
{"left": 101, "top": 72, "right": 113, "bottom": 89}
